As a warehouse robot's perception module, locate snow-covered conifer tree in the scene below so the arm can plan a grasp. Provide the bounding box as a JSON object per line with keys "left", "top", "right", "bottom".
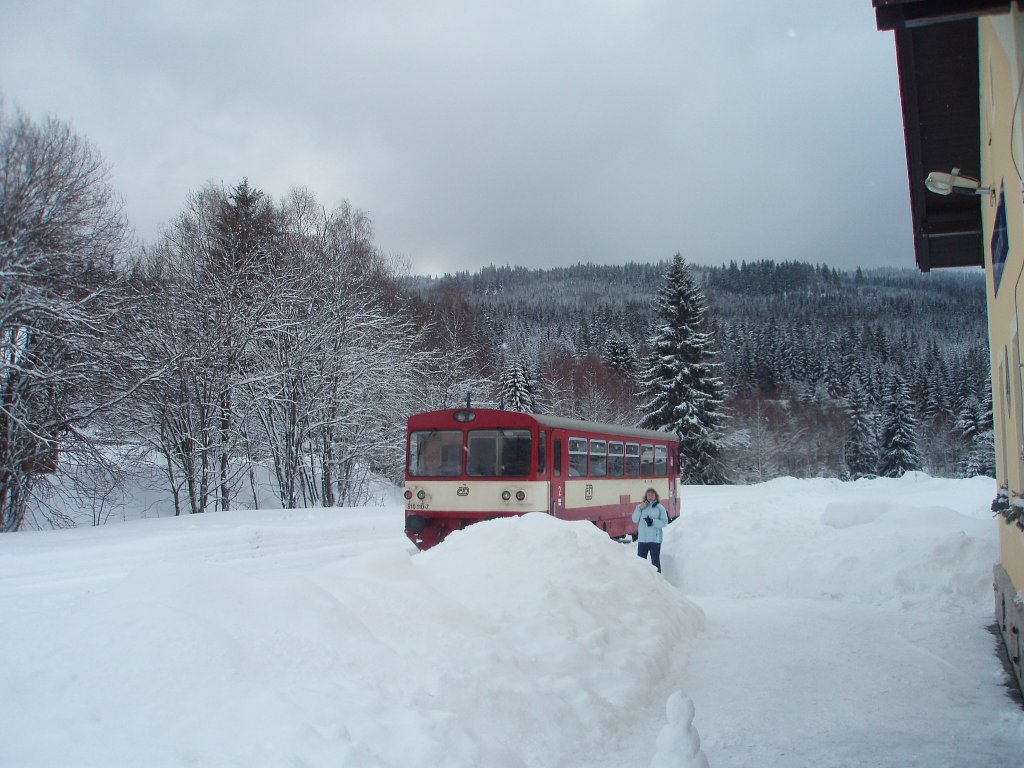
{"left": 501, "top": 358, "right": 537, "bottom": 413}
{"left": 601, "top": 336, "right": 637, "bottom": 374}
{"left": 639, "top": 254, "right": 726, "bottom": 484}
{"left": 823, "top": 344, "right": 844, "bottom": 399}
{"left": 957, "top": 385, "right": 995, "bottom": 477}
{"left": 843, "top": 378, "right": 878, "bottom": 479}
{"left": 877, "top": 377, "right": 923, "bottom": 477}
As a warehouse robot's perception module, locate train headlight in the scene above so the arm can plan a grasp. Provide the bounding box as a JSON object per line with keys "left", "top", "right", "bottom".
{"left": 515, "top": 490, "right": 526, "bottom": 501}
{"left": 416, "top": 490, "right": 427, "bottom": 500}
{"left": 501, "top": 490, "right": 511, "bottom": 501}
{"left": 403, "top": 490, "right": 413, "bottom": 500}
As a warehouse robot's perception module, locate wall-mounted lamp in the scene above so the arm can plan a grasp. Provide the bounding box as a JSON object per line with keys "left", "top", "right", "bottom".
{"left": 924, "top": 167, "right": 995, "bottom": 200}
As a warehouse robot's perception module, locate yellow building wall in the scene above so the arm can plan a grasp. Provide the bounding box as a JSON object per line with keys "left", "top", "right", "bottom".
{"left": 981, "top": 14, "right": 1024, "bottom": 595}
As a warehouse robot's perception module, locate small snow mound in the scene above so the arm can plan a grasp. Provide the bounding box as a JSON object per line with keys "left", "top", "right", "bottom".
{"left": 650, "top": 691, "right": 709, "bottom": 768}
{"left": 822, "top": 502, "right": 890, "bottom": 529}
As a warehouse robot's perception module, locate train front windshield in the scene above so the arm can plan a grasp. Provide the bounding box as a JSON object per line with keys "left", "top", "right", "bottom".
{"left": 407, "top": 427, "right": 533, "bottom": 478}
{"left": 408, "top": 430, "right": 462, "bottom": 477}
{"left": 467, "top": 429, "right": 531, "bottom": 477}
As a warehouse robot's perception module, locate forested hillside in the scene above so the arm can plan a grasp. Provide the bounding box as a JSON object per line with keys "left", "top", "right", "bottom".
{"left": 406, "top": 260, "right": 991, "bottom": 482}
{"left": 2, "top": 99, "right": 990, "bottom": 531}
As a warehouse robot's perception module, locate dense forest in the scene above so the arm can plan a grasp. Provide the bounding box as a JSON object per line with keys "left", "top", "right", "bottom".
{"left": 406, "top": 260, "right": 992, "bottom": 482}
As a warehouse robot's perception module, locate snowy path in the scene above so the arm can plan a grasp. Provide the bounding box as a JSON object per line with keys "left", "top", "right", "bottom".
{"left": 680, "top": 596, "right": 1021, "bottom": 768}
{"left": 0, "top": 509, "right": 409, "bottom": 613}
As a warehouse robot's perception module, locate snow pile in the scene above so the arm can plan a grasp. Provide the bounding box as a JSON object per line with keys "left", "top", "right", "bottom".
{"left": 668, "top": 473, "right": 997, "bottom": 609}
{"left": 0, "top": 511, "right": 703, "bottom": 768}
{"left": 665, "top": 473, "right": 1023, "bottom": 768}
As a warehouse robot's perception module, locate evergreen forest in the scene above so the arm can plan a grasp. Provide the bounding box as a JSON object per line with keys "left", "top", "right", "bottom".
{"left": 406, "top": 260, "right": 992, "bottom": 483}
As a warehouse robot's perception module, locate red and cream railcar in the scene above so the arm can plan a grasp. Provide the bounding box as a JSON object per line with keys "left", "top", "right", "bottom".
{"left": 403, "top": 407, "right": 681, "bottom": 550}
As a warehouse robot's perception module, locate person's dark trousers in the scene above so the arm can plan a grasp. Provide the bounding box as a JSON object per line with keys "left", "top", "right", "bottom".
{"left": 637, "top": 542, "right": 662, "bottom": 573}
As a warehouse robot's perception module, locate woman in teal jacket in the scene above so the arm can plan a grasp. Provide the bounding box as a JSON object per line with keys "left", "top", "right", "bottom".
{"left": 632, "top": 487, "right": 669, "bottom": 573}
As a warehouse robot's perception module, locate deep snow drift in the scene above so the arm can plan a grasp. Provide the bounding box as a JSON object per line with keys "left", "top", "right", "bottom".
{"left": 1, "top": 473, "right": 1022, "bottom": 767}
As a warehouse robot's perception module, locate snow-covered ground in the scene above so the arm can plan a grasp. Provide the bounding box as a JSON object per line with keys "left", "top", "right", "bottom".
{"left": 1, "top": 473, "right": 1022, "bottom": 767}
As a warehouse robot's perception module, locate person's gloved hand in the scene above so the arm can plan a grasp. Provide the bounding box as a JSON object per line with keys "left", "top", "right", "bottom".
{"left": 644, "top": 516, "right": 653, "bottom": 527}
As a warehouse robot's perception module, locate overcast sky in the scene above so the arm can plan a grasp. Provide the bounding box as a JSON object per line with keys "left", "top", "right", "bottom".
{"left": 1, "top": 1, "right": 912, "bottom": 275}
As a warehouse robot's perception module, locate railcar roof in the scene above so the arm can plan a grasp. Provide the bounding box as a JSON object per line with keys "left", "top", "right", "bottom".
{"left": 530, "top": 413, "right": 678, "bottom": 442}
{"left": 410, "top": 408, "right": 678, "bottom": 443}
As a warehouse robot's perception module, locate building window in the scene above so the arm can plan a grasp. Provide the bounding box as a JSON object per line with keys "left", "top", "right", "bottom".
{"left": 993, "top": 183, "right": 1008, "bottom": 295}
{"left": 1005, "top": 346, "right": 1012, "bottom": 420}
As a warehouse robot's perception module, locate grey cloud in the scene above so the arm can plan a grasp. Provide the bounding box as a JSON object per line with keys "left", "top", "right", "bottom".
{"left": 0, "top": 0, "right": 915, "bottom": 274}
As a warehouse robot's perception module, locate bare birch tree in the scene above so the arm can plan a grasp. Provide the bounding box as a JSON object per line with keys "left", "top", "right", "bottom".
{"left": 125, "top": 184, "right": 435, "bottom": 513}
{"left": 246, "top": 190, "right": 434, "bottom": 508}
{"left": 0, "top": 102, "right": 129, "bottom": 531}
{"left": 122, "top": 181, "right": 284, "bottom": 514}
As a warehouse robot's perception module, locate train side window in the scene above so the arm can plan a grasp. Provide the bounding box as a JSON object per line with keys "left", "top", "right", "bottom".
{"left": 625, "top": 443, "right": 640, "bottom": 476}
{"left": 589, "top": 440, "right": 607, "bottom": 477}
{"left": 554, "top": 438, "right": 562, "bottom": 477}
{"left": 568, "top": 437, "right": 588, "bottom": 477}
{"left": 641, "top": 444, "right": 655, "bottom": 476}
{"left": 654, "top": 445, "right": 667, "bottom": 475}
{"left": 538, "top": 430, "right": 547, "bottom": 475}
{"left": 608, "top": 442, "right": 624, "bottom": 476}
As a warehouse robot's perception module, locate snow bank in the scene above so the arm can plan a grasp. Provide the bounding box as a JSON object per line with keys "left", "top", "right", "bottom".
{"left": 0, "top": 510, "right": 703, "bottom": 768}
{"left": 668, "top": 474, "right": 998, "bottom": 609}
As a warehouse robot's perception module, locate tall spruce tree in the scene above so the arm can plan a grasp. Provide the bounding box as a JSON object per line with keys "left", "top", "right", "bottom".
{"left": 639, "top": 254, "right": 726, "bottom": 484}
{"left": 957, "top": 385, "right": 995, "bottom": 477}
{"left": 878, "top": 377, "right": 923, "bottom": 477}
{"left": 501, "top": 358, "right": 537, "bottom": 413}
{"left": 843, "top": 377, "right": 878, "bottom": 479}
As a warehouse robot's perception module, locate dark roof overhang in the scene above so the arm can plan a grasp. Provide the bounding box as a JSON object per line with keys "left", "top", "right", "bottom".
{"left": 875, "top": 0, "right": 1014, "bottom": 30}
{"left": 873, "top": 1, "right": 1016, "bottom": 270}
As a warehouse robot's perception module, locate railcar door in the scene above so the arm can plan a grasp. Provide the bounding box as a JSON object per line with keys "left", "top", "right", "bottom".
{"left": 548, "top": 431, "right": 565, "bottom": 518}
{"left": 667, "top": 444, "right": 678, "bottom": 519}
